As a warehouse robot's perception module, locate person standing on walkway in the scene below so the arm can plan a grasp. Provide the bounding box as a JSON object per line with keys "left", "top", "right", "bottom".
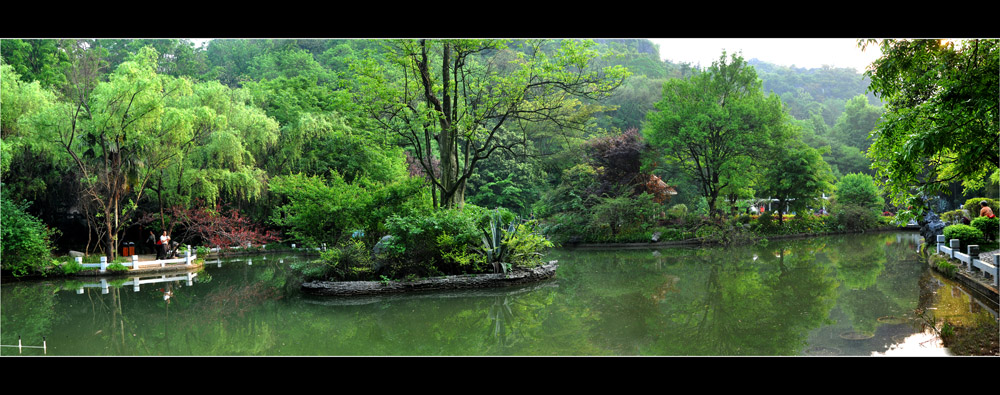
{"left": 147, "top": 231, "right": 157, "bottom": 255}
{"left": 160, "top": 231, "right": 171, "bottom": 259}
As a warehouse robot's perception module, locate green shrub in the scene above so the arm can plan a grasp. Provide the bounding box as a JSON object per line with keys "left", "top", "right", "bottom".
{"left": 970, "top": 216, "right": 998, "bottom": 242}
{"left": 754, "top": 211, "right": 775, "bottom": 232}
{"left": 832, "top": 203, "right": 881, "bottom": 232}
{"left": 586, "top": 193, "right": 658, "bottom": 240}
{"left": 963, "top": 197, "right": 999, "bottom": 218}
{"left": 291, "top": 239, "right": 376, "bottom": 281}
{"left": 667, "top": 204, "right": 688, "bottom": 219}
{"left": 1, "top": 196, "right": 57, "bottom": 277}
{"left": 657, "top": 227, "right": 686, "bottom": 241}
{"left": 503, "top": 221, "right": 553, "bottom": 268}
{"left": 106, "top": 263, "right": 130, "bottom": 272}
{"left": 61, "top": 259, "right": 84, "bottom": 275}
{"left": 734, "top": 214, "right": 753, "bottom": 225}
{"left": 943, "top": 224, "right": 983, "bottom": 251}
{"left": 784, "top": 213, "right": 831, "bottom": 234}
{"left": 382, "top": 206, "right": 492, "bottom": 277}
{"left": 694, "top": 197, "right": 710, "bottom": 217}
{"left": 196, "top": 246, "right": 209, "bottom": 257}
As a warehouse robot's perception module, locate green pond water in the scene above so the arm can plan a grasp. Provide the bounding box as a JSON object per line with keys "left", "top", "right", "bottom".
{"left": 2, "top": 231, "right": 996, "bottom": 356}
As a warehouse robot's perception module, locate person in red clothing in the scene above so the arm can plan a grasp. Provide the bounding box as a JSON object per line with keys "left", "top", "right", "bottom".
{"left": 980, "top": 201, "right": 995, "bottom": 218}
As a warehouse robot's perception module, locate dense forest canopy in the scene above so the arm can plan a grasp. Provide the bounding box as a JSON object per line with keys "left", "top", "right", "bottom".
{"left": 2, "top": 38, "right": 996, "bottom": 264}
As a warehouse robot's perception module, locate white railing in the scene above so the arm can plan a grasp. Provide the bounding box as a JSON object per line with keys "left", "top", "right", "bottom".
{"left": 935, "top": 235, "right": 999, "bottom": 287}
{"left": 74, "top": 245, "right": 196, "bottom": 273}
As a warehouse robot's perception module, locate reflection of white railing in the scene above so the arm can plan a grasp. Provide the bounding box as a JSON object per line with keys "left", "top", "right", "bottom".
{"left": 74, "top": 272, "right": 198, "bottom": 294}
{"left": 935, "top": 235, "right": 999, "bottom": 287}
{"left": 0, "top": 336, "right": 46, "bottom": 354}
{"left": 74, "top": 245, "right": 196, "bottom": 273}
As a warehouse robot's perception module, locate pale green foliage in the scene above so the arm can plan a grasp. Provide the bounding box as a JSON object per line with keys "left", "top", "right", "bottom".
{"left": 0, "top": 62, "right": 61, "bottom": 174}
{"left": 504, "top": 221, "right": 554, "bottom": 267}
{"left": 39, "top": 46, "right": 196, "bottom": 259}
{"left": 149, "top": 79, "right": 279, "bottom": 208}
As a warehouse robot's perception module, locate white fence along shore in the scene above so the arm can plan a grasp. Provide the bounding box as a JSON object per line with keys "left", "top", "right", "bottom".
{"left": 75, "top": 245, "right": 196, "bottom": 273}
{"left": 935, "top": 235, "right": 999, "bottom": 287}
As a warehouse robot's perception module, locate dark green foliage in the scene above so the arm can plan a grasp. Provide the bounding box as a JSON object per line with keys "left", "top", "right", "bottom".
{"left": 753, "top": 213, "right": 835, "bottom": 236}
{"left": 969, "top": 216, "right": 998, "bottom": 242}
{"left": 1, "top": 195, "right": 57, "bottom": 276}
{"left": 760, "top": 140, "right": 834, "bottom": 222}
{"left": 943, "top": 224, "right": 984, "bottom": 251}
{"left": 587, "top": 192, "right": 659, "bottom": 239}
{"left": 381, "top": 206, "right": 493, "bottom": 278}
{"left": 832, "top": 204, "right": 882, "bottom": 233}
{"left": 864, "top": 39, "right": 999, "bottom": 207}
{"left": 291, "top": 239, "right": 375, "bottom": 281}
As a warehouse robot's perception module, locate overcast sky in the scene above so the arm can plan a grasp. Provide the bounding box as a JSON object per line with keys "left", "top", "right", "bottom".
{"left": 648, "top": 38, "right": 883, "bottom": 73}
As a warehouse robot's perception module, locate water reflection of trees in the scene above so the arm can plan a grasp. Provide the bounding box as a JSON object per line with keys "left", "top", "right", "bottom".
{"left": 0, "top": 283, "right": 58, "bottom": 355}
{"left": 1, "top": 237, "right": 933, "bottom": 356}
{"left": 648, "top": 246, "right": 837, "bottom": 355}
{"left": 551, "top": 244, "right": 838, "bottom": 355}
{"left": 826, "top": 233, "right": 921, "bottom": 334}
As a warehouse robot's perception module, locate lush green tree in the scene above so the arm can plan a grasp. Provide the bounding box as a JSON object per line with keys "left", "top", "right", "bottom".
{"left": 141, "top": 79, "right": 280, "bottom": 232}
{"left": 831, "top": 173, "right": 884, "bottom": 232}
{"left": 834, "top": 173, "right": 883, "bottom": 210}
{"left": 353, "top": 39, "right": 629, "bottom": 208}
{"left": 644, "top": 52, "right": 790, "bottom": 217}
{"left": 759, "top": 140, "right": 834, "bottom": 223}
{"left": 862, "top": 39, "right": 999, "bottom": 212}
{"left": 35, "top": 47, "right": 194, "bottom": 260}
